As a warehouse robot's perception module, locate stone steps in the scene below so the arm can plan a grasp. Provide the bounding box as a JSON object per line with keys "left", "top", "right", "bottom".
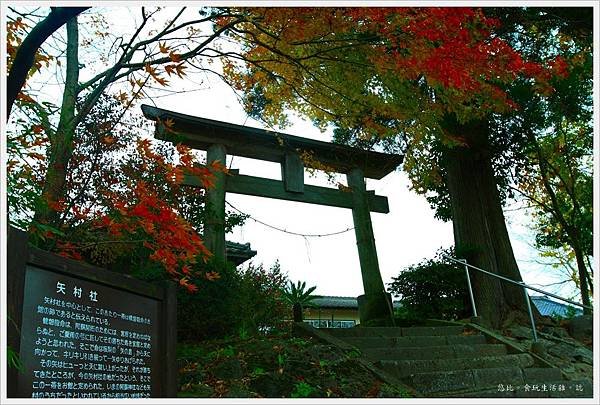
{"left": 342, "top": 334, "right": 486, "bottom": 349}
{"left": 404, "top": 366, "right": 561, "bottom": 395}
{"left": 322, "top": 325, "right": 464, "bottom": 338}
{"left": 379, "top": 353, "right": 534, "bottom": 378}
{"left": 317, "top": 324, "right": 591, "bottom": 398}
{"left": 362, "top": 343, "right": 507, "bottom": 361}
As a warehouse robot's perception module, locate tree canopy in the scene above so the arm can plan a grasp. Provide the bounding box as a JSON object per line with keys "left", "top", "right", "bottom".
{"left": 6, "top": 7, "right": 250, "bottom": 289}
{"left": 4, "top": 6, "right": 593, "bottom": 316}
{"left": 216, "top": 6, "right": 593, "bottom": 322}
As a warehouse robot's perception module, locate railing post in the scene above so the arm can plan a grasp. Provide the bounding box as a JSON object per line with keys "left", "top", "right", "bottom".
{"left": 461, "top": 259, "right": 478, "bottom": 318}
{"left": 520, "top": 282, "right": 538, "bottom": 342}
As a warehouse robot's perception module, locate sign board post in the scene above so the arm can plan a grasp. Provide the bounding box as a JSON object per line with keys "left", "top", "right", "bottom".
{"left": 6, "top": 227, "right": 177, "bottom": 398}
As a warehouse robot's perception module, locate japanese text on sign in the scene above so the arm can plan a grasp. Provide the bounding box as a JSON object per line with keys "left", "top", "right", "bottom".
{"left": 19, "top": 266, "right": 160, "bottom": 398}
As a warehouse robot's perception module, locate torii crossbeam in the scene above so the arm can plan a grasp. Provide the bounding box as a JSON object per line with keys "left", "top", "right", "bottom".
{"left": 142, "top": 104, "right": 404, "bottom": 325}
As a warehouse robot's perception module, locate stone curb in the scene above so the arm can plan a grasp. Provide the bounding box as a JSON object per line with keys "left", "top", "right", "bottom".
{"left": 426, "top": 318, "right": 570, "bottom": 380}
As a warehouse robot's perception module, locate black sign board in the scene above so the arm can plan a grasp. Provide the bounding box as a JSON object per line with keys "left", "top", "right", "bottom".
{"left": 6, "top": 227, "right": 177, "bottom": 398}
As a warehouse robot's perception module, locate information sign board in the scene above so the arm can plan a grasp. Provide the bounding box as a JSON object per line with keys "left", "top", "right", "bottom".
{"left": 6, "top": 228, "right": 177, "bottom": 398}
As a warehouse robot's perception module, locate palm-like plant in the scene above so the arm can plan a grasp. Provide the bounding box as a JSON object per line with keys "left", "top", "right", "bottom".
{"left": 282, "top": 281, "right": 318, "bottom": 322}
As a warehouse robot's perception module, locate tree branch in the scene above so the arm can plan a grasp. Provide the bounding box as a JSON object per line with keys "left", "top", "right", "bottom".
{"left": 6, "top": 6, "right": 89, "bottom": 119}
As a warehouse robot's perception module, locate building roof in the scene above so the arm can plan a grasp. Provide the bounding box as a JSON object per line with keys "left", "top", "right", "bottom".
{"left": 531, "top": 296, "right": 583, "bottom": 318}
{"left": 311, "top": 295, "right": 401, "bottom": 309}
{"left": 225, "top": 241, "right": 257, "bottom": 266}
{"left": 311, "top": 295, "right": 582, "bottom": 318}
{"left": 141, "top": 104, "right": 403, "bottom": 179}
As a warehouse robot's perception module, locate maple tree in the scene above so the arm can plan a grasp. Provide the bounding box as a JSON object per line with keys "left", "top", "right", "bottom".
{"left": 217, "top": 7, "right": 589, "bottom": 326}
{"left": 6, "top": 7, "right": 88, "bottom": 117}
{"left": 8, "top": 89, "right": 224, "bottom": 290}
{"left": 17, "top": 8, "right": 247, "bottom": 228}
{"left": 6, "top": 7, "right": 249, "bottom": 288}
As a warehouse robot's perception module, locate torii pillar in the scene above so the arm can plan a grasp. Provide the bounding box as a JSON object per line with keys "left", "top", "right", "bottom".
{"left": 204, "top": 144, "right": 227, "bottom": 260}
{"left": 347, "top": 168, "right": 394, "bottom": 326}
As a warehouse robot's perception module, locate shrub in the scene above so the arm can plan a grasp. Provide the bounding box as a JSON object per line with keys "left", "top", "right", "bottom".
{"left": 388, "top": 248, "right": 470, "bottom": 323}
{"left": 133, "top": 258, "right": 289, "bottom": 341}
{"left": 236, "top": 261, "right": 289, "bottom": 334}
{"left": 175, "top": 258, "right": 244, "bottom": 341}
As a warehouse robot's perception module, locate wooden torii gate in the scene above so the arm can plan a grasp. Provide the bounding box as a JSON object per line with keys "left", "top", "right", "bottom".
{"left": 142, "top": 105, "right": 403, "bottom": 325}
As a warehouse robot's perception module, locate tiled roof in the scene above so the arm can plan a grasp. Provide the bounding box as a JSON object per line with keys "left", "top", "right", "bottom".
{"left": 311, "top": 296, "right": 401, "bottom": 309}
{"left": 225, "top": 241, "right": 257, "bottom": 266}
{"left": 531, "top": 295, "right": 583, "bottom": 318}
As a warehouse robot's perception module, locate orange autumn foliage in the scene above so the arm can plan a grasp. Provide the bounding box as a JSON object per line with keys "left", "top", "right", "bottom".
{"left": 48, "top": 137, "right": 224, "bottom": 292}
{"left": 222, "top": 7, "right": 570, "bottom": 128}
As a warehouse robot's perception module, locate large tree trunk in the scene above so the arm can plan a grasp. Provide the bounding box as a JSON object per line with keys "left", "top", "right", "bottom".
{"left": 441, "top": 116, "right": 536, "bottom": 328}
{"left": 33, "top": 17, "right": 79, "bottom": 228}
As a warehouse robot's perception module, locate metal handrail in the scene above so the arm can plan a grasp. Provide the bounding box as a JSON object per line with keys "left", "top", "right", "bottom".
{"left": 443, "top": 254, "right": 592, "bottom": 310}
{"left": 443, "top": 254, "right": 592, "bottom": 343}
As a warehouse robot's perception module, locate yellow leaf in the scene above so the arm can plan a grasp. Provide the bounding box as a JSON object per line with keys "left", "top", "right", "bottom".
{"left": 13, "top": 17, "right": 28, "bottom": 31}
{"left": 337, "top": 183, "right": 351, "bottom": 192}
{"left": 115, "top": 91, "right": 129, "bottom": 104}
{"left": 28, "top": 152, "right": 45, "bottom": 160}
